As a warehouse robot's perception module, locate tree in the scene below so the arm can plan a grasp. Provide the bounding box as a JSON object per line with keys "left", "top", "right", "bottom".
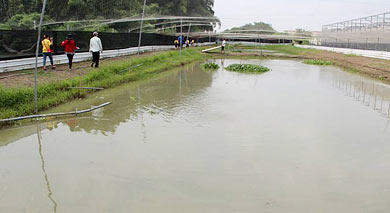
{"left": 225, "top": 22, "right": 275, "bottom": 33}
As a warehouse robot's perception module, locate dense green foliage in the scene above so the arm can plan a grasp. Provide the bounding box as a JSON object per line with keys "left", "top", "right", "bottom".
{"left": 201, "top": 62, "right": 219, "bottom": 70}
{"left": 225, "top": 22, "right": 274, "bottom": 33}
{"left": 226, "top": 64, "right": 270, "bottom": 73}
{"left": 0, "top": 48, "right": 205, "bottom": 121}
{"left": 303, "top": 59, "right": 332, "bottom": 66}
{"left": 0, "top": 0, "right": 216, "bottom": 31}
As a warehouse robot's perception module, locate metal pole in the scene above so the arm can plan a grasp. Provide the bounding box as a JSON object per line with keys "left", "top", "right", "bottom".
{"left": 187, "top": 23, "right": 191, "bottom": 42}
{"left": 180, "top": 19, "right": 183, "bottom": 62}
{"left": 137, "top": 0, "right": 147, "bottom": 55}
{"left": 34, "top": 0, "right": 48, "bottom": 113}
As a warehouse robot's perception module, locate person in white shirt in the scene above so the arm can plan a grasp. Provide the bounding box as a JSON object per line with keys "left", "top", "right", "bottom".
{"left": 89, "top": 32, "right": 103, "bottom": 68}
{"left": 222, "top": 39, "right": 226, "bottom": 53}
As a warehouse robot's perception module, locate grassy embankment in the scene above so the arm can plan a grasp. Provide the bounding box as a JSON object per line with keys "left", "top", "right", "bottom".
{"left": 0, "top": 49, "right": 205, "bottom": 120}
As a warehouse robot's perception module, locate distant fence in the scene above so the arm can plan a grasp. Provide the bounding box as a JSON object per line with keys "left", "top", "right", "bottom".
{"left": 0, "top": 30, "right": 216, "bottom": 60}
{"left": 321, "top": 37, "right": 390, "bottom": 52}
{"left": 321, "top": 11, "right": 390, "bottom": 51}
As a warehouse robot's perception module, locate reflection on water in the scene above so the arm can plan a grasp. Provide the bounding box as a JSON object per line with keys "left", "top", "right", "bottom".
{"left": 37, "top": 125, "right": 58, "bottom": 212}
{"left": 330, "top": 77, "right": 390, "bottom": 118}
{"left": 1, "top": 60, "right": 390, "bottom": 212}
{"left": 0, "top": 63, "right": 213, "bottom": 146}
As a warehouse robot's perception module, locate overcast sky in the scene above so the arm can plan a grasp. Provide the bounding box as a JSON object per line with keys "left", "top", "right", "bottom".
{"left": 214, "top": 0, "right": 390, "bottom": 32}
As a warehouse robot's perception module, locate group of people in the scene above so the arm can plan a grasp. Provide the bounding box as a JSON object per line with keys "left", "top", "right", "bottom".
{"left": 41, "top": 31, "right": 103, "bottom": 71}
{"left": 41, "top": 33, "right": 224, "bottom": 70}
{"left": 174, "top": 35, "right": 195, "bottom": 49}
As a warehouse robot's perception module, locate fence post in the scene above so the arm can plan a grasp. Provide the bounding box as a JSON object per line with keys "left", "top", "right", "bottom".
{"left": 383, "top": 13, "right": 386, "bottom": 29}
{"left": 34, "top": 0, "right": 48, "bottom": 113}
{"left": 376, "top": 37, "right": 379, "bottom": 51}
{"left": 366, "top": 38, "right": 368, "bottom": 50}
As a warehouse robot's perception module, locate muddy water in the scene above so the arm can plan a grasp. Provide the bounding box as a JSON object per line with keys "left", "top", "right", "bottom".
{"left": 1, "top": 60, "right": 390, "bottom": 213}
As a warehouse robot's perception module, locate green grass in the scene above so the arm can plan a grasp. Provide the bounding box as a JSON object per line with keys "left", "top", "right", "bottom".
{"left": 259, "top": 45, "right": 319, "bottom": 55}
{"left": 225, "top": 64, "right": 270, "bottom": 73}
{"left": 303, "top": 59, "right": 332, "bottom": 66}
{"left": 344, "top": 53, "right": 358, "bottom": 57}
{"left": 201, "top": 62, "right": 219, "bottom": 70}
{"left": 0, "top": 49, "right": 205, "bottom": 121}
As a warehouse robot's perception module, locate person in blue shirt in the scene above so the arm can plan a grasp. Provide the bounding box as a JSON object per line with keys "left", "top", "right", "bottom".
{"left": 178, "top": 35, "right": 183, "bottom": 48}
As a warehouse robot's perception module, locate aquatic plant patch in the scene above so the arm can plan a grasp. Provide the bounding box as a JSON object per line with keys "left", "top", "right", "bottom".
{"left": 201, "top": 62, "right": 219, "bottom": 70}
{"left": 303, "top": 59, "right": 332, "bottom": 66}
{"left": 226, "top": 64, "right": 270, "bottom": 73}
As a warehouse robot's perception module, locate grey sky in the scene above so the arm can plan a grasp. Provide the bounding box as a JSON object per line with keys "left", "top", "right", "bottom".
{"left": 214, "top": 0, "right": 390, "bottom": 32}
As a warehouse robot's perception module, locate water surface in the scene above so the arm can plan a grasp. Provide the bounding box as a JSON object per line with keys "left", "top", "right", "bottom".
{"left": 1, "top": 59, "right": 390, "bottom": 212}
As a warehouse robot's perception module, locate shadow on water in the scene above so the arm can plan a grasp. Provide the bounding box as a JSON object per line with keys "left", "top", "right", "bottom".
{"left": 0, "top": 62, "right": 214, "bottom": 147}
{"left": 37, "top": 124, "right": 58, "bottom": 213}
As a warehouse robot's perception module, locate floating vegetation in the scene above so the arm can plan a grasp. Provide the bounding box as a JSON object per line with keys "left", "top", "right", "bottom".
{"left": 303, "top": 59, "right": 332, "bottom": 66}
{"left": 201, "top": 62, "right": 220, "bottom": 70}
{"left": 226, "top": 64, "right": 270, "bottom": 73}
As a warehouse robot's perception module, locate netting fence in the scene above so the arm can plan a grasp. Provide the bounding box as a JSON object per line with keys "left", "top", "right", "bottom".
{"left": 0, "top": 30, "right": 216, "bottom": 60}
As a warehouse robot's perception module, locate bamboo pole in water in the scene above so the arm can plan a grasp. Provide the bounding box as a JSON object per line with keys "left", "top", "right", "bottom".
{"left": 388, "top": 100, "right": 390, "bottom": 117}
{"left": 0, "top": 102, "right": 112, "bottom": 123}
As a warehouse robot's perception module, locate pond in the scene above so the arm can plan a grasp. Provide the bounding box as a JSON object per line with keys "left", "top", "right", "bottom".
{"left": 1, "top": 59, "right": 390, "bottom": 212}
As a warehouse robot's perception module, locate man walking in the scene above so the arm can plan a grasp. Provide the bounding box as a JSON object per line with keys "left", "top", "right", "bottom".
{"left": 89, "top": 32, "right": 103, "bottom": 68}
{"left": 221, "top": 38, "right": 226, "bottom": 54}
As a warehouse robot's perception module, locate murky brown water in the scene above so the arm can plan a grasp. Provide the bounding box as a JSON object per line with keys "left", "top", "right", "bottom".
{"left": 1, "top": 59, "right": 390, "bottom": 213}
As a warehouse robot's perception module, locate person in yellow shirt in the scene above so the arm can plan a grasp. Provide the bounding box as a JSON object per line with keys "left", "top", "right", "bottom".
{"left": 42, "top": 34, "right": 56, "bottom": 70}
{"left": 174, "top": 39, "right": 179, "bottom": 49}
{"left": 191, "top": 39, "right": 195, "bottom": 47}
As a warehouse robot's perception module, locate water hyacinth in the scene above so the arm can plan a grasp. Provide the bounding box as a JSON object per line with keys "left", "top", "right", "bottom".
{"left": 226, "top": 64, "right": 270, "bottom": 73}
{"left": 201, "top": 62, "right": 220, "bottom": 70}
{"left": 303, "top": 59, "right": 332, "bottom": 66}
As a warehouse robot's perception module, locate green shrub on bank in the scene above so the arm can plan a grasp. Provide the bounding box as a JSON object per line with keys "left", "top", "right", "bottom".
{"left": 303, "top": 59, "right": 332, "bottom": 65}
{"left": 226, "top": 64, "right": 270, "bottom": 73}
{"left": 0, "top": 49, "right": 205, "bottom": 120}
{"left": 201, "top": 62, "right": 219, "bottom": 70}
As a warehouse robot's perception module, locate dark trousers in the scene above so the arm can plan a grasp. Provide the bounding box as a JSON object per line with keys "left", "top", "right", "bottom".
{"left": 92, "top": 51, "right": 100, "bottom": 68}
{"left": 66, "top": 54, "right": 74, "bottom": 69}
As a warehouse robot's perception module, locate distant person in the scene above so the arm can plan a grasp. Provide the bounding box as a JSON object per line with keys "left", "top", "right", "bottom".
{"left": 186, "top": 39, "right": 190, "bottom": 48}
{"left": 61, "top": 34, "right": 79, "bottom": 70}
{"left": 42, "top": 34, "right": 56, "bottom": 70}
{"left": 178, "top": 35, "right": 183, "bottom": 48}
{"left": 191, "top": 39, "right": 195, "bottom": 47}
{"left": 222, "top": 39, "right": 226, "bottom": 53}
{"left": 174, "top": 39, "right": 179, "bottom": 49}
{"left": 89, "top": 32, "right": 103, "bottom": 68}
